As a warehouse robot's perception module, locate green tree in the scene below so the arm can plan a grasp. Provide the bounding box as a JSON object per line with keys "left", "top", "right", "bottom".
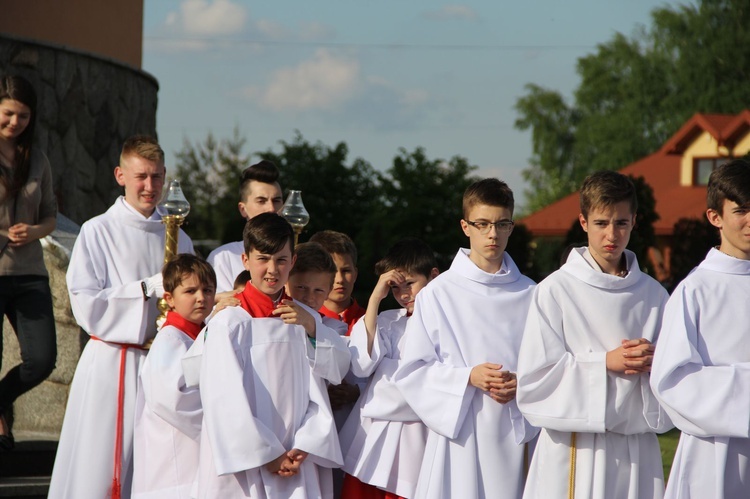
{"left": 173, "top": 128, "right": 252, "bottom": 252}
{"left": 516, "top": 0, "right": 750, "bottom": 211}
{"left": 258, "top": 132, "right": 381, "bottom": 244}
{"left": 373, "top": 147, "right": 481, "bottom": 269}
{"left": 669, "top": 217, "right": 719, "bottom": 291}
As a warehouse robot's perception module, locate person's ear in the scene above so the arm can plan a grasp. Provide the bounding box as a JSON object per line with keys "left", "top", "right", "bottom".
{"left": 163, "top": 291, "right": 175, "bottom": 310}
{"left": 460, "top": 219, "right": 471, "bottom": 237}
{"left": 706, "top": 208, "right": 723, "bottom": 229}
{"left": 114, "top": 166, "right": 126, "bottom": 187}
{"left": 429, "top": 267, "right": 439, "bottom": 280}
{"left": 578, "top": 213, "right": 588, "bottom": 232}
{"left": 238, "top": 202, "right": 249, "bottom": 219}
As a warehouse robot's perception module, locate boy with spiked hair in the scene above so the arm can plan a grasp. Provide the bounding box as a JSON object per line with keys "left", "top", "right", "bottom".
{"left": 132, "top": 254, "right": 216, "bottom": 498}
{"left": 517, "top": 170, "right": 672, "bottom": 499}
{"left": 194, "top": 213, "right": 343, "bottom": 497}
{"left": 651, "top": 158, "right": 750, "bottom": 499}
{"left": 340, "top": 238, "right": 438, "bottom": 499}
{"left": 208, "top": 160, "right": 283, "bottom": 293}
{"left": 395, "top": 178, "right": 538, "bottom": 498}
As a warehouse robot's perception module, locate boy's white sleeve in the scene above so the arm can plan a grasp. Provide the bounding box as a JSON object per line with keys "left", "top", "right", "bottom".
{"left": 200, "top": 315, "right": 286, "bottom": 474}
{"left": 292, "top": 373, "right": 344, "bottom": 468}
{"left": 651, "top": 285, "right": 750, "bottom": 438}
{"left": 296, "top": 300, "right": 351, "bottom": 384}
{"left": 348, "top": 314, "right": 385, "bottom": 378}
{"left": 142, "top": 331, "right": 202, "bottom": 440}
{"left": 394, "top": 293, "right": 475, "bottom": 440}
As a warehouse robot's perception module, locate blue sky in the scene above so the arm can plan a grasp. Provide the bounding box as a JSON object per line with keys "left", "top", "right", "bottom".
{"left": 143, "top": 0, "right": 684, "bottom": 209}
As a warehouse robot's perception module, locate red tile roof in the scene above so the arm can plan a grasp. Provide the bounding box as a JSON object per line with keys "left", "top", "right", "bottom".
{"left": 520, "top": 111, "right": 750, "bottom": 237}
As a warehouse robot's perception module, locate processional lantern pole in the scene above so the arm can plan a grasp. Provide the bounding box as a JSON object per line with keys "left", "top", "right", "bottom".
{"left": 156, "top": 179, "right": 190, "bottom": 325}
{"left": 280, "top": 190, "right": 310, "bottom": 246}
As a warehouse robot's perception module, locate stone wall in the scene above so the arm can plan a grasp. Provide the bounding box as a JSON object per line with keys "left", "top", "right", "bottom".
{"left": 0, "top": 34, "right": 159, "bottom": 225}
{"left": 1, "top": 35, "right": 159, "bottom": 437}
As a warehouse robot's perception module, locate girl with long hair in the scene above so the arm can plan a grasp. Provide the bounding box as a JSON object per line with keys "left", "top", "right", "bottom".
{"left": 0, "top": 74, "right": 57, "bottom": 451}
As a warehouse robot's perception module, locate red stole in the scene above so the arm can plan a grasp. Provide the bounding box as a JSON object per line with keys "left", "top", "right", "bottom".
{"left": 162, "top": 311, "right": 203, "bottom": 340}
{"left": 320, "top": 298, "right": 366, "bottom": 335}
{"left": 236, "top": 282, "right": 292, "bottom": 318}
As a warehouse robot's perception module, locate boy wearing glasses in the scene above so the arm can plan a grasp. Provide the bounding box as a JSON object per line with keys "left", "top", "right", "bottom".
{"left": 395, "top": 178, "right": 538, "bottom": 499}
{"left": 516, "top": 171, "right": 672, "bottom": 499}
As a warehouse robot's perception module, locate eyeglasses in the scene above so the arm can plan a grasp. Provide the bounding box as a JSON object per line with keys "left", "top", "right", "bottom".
{"left": 465, "top": 219, "right": 515, "bottom": 234}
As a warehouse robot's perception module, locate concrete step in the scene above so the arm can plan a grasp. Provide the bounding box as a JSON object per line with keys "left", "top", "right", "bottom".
{"left": 0, "top": 439, "right": 56, "bottom": 498}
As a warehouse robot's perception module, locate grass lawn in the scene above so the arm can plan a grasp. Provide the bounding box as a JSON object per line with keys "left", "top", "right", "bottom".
{"left": 658, "top": 429, "right": 681, "bottom": 480}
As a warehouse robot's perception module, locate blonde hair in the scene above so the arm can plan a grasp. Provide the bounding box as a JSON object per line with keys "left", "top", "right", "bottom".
{"left": 120, "top": 135, "right": 164, "bottom": 166}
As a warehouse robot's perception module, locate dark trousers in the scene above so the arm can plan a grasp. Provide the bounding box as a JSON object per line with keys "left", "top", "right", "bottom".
{"left": 0, "top": 275, "right": 57, "bottom": 413}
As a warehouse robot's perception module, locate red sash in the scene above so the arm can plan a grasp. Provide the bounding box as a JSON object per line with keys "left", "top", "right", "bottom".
{"left": 89, "top": 336, "right": 147, "bottom": 499}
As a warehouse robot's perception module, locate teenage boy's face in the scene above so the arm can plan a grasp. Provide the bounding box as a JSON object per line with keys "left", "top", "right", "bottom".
{"left": 164, "top": 273, "right": 216, "bottom": 324}
{"left": 114, "top": 154, "right": 166, "bottom": 218}
{"left": 579, "top": 200, "right": 635, "bottom": 273}
{"left": 286, "top": 271, "right": 333, "bottom": 311}
{"left": 390, "top": 269, "right": 436, "bottom": 314}
{"left": 460, "top": 204, "right": 513, "bottom": 272}
{"left": 238, "top": 181, "right": 284, "bottom": 220}
{"left": 242, "top": 242, "right": 295, "bottom": 298}
{"left": 327, "top": 253, "right": 358, "bottom": 306}
{"left": 707, "top": 199, "right": 750, "bottom": 260}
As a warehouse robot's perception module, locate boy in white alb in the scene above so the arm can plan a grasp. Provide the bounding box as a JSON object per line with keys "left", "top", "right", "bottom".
{"left": 516, "top": 171, "right": 672, "bottom": 499}
{"left": 195, "top": 213, "right": 342, "bottom": 498}
{"left": 285, "top": 242, "right": 349, "bottom": 338}
{"left": 395, "top": 178, "right": 538, "bottom": 499}
{"left": 132, "top": 254, "right": 216, "bottom": 498}
{"left": 49, "top": 136, "right": 194, "bottom": 499}
{"left": 340, "top": 238, "right": 438, "bottom": 499}
{"left": 650, "top": 158, "right": 750, "bottom": 499}
{"left": 208, "top": 160, "right": 283, "bottom": 293}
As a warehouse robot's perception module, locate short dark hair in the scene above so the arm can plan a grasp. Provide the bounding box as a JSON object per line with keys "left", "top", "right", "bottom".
{"left": 375, "top": 237, "right": 437, "bottom": 278}
{"left": 233, "top": 270, "right": 251, "bottom": 290}
{"left": 162, "top": 254, "right": 216, "bottom": 294}
{"left": 243, "top": 212, "right": 295, "bottom": 255}
{"left": 309, "top": 230, "right": 358, "bottom": 264}
{"left": 240, "top": 160, "right": 280, "bottom": 200}
{"left": 463, "top": 178, "right": 514, "bottom": 218}
{"left": 291, "top": 242, "right": 337, "bottom": 276}
{"left": 707, "top": 158, "right": 750, "bottom": 213}
{"left": 579, "top": 170, "right": 637, "bottom": 219}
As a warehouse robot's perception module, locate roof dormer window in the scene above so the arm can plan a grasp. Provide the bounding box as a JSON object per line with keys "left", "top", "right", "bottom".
{"left": 693, "top": 157, "right": 730, "bottom": 186}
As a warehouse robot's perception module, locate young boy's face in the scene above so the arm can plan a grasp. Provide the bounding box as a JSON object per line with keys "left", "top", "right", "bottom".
{"left": 327, "top": 253, "right": 358, "bottom": 306}
{"left": 286, "top": 271, "right": 334, "bottom": 311}
{"left": 164, "top": 273, "right": 216, "bottom": 324}
{"left": 579, "top": 200, "right": 635, "bottom": 272}
{"left": 238, "top": 180, "right": 284, "bottom": 220}
{"left": 390, "top": 269, "right": 435, "bottom": 314}
{"left": 460, "top": 203, "right": 513, "bottom": 271}
{"left": 242, "top": 241, "right": 295, "bottom": 298}
{"left": 707, "top": 199, "right": 750, "bottom": 260}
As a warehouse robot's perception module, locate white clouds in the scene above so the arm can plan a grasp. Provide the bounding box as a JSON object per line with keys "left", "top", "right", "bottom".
{"left": 150, "top": 1, "right": 335, "bottom": 52}
{"left": 423, "top": 5, "right": 479, "bottom": 21}
{"left": 246, "top": 49, "right": 360, "bottom": 112}
{"left": 238, "top": 51, "right": 432, "bottom": 131}
{"left": 167, "top": 0, "right": 247, "bottom": 36}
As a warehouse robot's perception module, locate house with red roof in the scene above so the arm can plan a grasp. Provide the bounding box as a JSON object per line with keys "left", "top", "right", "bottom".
{"left": 520, "top": 110, "right": 750, "bottom": 281}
